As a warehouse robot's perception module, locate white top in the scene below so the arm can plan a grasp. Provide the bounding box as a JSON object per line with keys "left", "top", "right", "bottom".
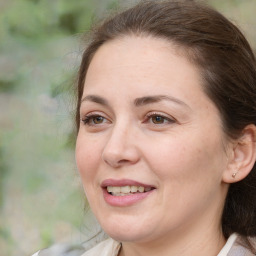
{"left": 81, "top": 238, "right": 120, "bottom": 256}
{"left": 32, "top": 233, "right": 238, "bottom": 256}
{"left": 217, "top": 233, "right": 238, "bottom": 256}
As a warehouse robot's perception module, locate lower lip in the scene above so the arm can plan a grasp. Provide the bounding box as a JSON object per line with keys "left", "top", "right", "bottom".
{"left": 103, "top": 189, "right": 155, "bottom": 207}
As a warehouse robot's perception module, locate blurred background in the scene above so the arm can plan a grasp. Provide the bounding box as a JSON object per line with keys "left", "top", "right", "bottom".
{"left": 0, "top": 0, "right": 255, "bottom": 255}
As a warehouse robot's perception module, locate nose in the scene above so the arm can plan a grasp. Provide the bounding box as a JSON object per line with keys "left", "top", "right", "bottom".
{"left": 102, "top": 123, "right": 140, "bottom": 168}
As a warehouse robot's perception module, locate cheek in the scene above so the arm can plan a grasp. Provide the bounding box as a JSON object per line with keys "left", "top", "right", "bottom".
{"left": 75, "top": 135, "right": 101, "bottom": 185}
{"left": 144, "top": 131, "right": 225, "bottom": 183}
{"left": 146, "top": 134, "right": 226, "bottom": 219}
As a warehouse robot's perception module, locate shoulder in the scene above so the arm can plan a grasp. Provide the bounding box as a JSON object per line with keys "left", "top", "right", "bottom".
{"left": 31, "top": 243, "right": 86, "bottom": 256}
{"left": 81, "top": 238, "right": 121, "bottom": 256}
{"left": 32, "top": 239, "right": 120, "bottom": 256}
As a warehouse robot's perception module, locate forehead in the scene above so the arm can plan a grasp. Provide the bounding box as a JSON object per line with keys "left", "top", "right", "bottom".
{"left": 83, "top": 36, "right": 211, "bottom": 114}
{"left": 84, "top": 36, "right": 201, "bottom": 96}
{"left": 87, "top": 35, "right": 185, "bottom": 71}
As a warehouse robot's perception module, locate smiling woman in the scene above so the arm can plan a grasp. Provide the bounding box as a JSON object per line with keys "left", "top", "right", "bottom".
{"left": 33, "top": 0, "right": 256, "bottom": 256}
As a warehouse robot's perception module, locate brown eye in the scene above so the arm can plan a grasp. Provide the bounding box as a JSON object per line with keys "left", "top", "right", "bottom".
{"left": 93, "top": 116, "right": 104, "bottom": 124}
{"left": 144, "top": 113, "right": 176, "bottom": 126}
{"left": 81, "top": 115, "right": 107, "bottom": 126}
{"left": 151, "top": 115, "right": 165, "bottom": 124}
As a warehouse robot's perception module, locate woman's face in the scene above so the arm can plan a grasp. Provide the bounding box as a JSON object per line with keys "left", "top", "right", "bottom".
{"left": 76, "top": 36, "right": 230, "bottom": 243}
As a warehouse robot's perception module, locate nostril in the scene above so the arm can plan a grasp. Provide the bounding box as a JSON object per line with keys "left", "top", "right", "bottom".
{"left": 104, "top": 159, "right": 122, "bottom": 168}
{"left": 117, "top": 159, "right": 130, "bottom": 165}
{"left": 103, "top": 156, "right": 137, "bottom": 168}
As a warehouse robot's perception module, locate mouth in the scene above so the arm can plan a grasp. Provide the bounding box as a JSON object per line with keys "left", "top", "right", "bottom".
{"left": 106, "top": 185, "right": 155, "bottom": 196}
{"left": 101, "top": 179, "right": 156, "bottom": 200}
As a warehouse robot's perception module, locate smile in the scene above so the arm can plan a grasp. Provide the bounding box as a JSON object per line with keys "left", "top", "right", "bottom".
{"left": 101, "top": 179, "right": 156, "bottom": 206}
{"left": 107, "top": 185, "right": 153, "bottom": 196}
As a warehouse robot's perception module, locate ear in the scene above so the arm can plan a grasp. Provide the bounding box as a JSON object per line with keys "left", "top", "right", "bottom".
{"left": 222, "top": 124, "right": 256, "bottom": 184}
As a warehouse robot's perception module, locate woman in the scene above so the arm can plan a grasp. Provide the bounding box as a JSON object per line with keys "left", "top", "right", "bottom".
{"left": 33, "top": 0, "right": 256, "bottom": 255}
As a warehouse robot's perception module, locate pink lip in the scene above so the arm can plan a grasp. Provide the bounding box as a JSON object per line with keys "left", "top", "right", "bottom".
{"left": 101, "top": 179, "right": 156, "bottom": 207}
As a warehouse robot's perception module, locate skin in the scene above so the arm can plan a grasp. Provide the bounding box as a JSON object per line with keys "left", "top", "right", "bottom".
{"left": 76, "top": 36, "right": 235, "bottom": 256}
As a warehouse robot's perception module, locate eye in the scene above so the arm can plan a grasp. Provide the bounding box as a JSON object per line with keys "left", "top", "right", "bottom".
{"left": 91, "top": 116, "right": 105, "bottom": 124}
{"left": 81, "top": 114, "right": 108, "bottom": 126}
{"left": 145, "top": 112, "right": 175, "bottom": 125}
{"left": 151, "top": 115, "right": 166, "bottom": 124}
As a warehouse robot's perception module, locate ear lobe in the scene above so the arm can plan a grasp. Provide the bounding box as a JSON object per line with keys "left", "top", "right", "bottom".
{"left": 222, "top": 124, "right": 256, "bottom": 184}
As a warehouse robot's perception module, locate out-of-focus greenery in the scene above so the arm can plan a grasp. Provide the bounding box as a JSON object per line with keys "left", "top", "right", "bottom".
{"left": 0, "top": 0, "right": 116, "bottom": 255}
{"left": 0, "top": 0, "right": 255, "bottom": 255}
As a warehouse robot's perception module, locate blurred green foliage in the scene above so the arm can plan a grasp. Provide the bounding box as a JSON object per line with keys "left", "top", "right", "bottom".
{"left": 0, "top": 0, "right": 255, "bottom": 256}
{"left": 0, "top": 138, "right": 7, "bottom": 209}
{"left": 0, "top": 0, "right": 115, "bottom": 255}
{"left": 1, "top": 0, "right": 96, "bottom": 39}
{"left": 0, "top": 0, "right": 116, "bottom": 94}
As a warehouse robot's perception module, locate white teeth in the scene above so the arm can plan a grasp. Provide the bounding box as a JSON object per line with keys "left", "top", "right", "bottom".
{"left": 107, "top": 186, "right": 113, "bottom": 193}
{"left": 120, "top": 186, "right": 130, "bottom": 193}
{"left": 131, "top": 186, "right": 137, "bottom": 192}
{"left": 138, "top": 186, "right": 144, "bottom": 192}
{"left": 107, "top": 185, "right": 153, "bottom": 196}
{"left": 112, "top": 187, "right": 121, "bottom": 193}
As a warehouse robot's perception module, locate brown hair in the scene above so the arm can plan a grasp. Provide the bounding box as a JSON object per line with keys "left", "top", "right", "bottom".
{"left": 76, "top": 0, "right": 256, "bottom": 238}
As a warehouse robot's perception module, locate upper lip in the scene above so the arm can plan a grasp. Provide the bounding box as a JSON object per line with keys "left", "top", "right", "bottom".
{"left": 101, "top": 179, "right": 156, "bottom": 189}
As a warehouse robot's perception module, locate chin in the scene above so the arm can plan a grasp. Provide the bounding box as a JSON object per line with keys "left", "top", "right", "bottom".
{"left": 98, "top": 217, "right": 155, "bottom": 243}
{"left": 106, "top": 229, "right": 150, "bottom": 243}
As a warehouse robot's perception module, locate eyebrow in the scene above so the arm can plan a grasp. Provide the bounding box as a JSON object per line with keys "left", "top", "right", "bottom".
{"left": 81, "top": 94, "right": 190, "bottom": 109}
{"left": 134, "top": 95, "right": 190, "bottom": 108}
{"left": 81, "top": 95, "right": 110, "bottom": 106}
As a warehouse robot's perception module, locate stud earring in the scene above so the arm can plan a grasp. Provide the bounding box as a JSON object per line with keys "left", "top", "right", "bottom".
{"left": 232, "top": 172, "right": 238, "bottom": 178}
